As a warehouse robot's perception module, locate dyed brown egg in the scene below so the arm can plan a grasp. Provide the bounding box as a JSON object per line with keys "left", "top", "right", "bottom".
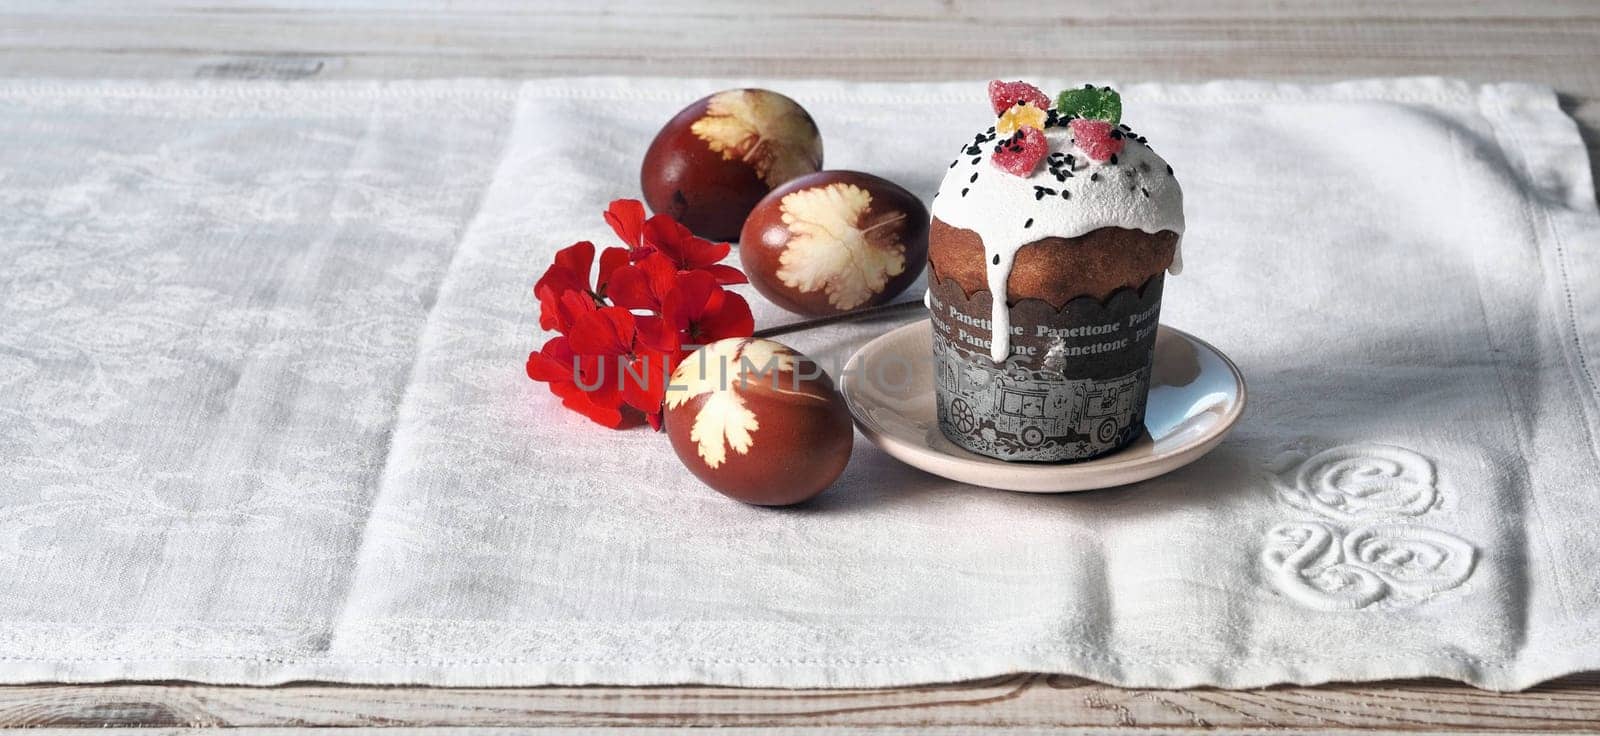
{"left": 664, "top": 338, "right": 852, "bottom": 506}
{"left": 739, "top": 170, "right": 929, "bottom": 317}
{"left": 642, "top": 89, "right": 824, "bottom": 242}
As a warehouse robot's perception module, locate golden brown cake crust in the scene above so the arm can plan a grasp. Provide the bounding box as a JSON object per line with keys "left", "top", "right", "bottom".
{"left": 927, "top": 217, "right": 1178, "bottom": 307}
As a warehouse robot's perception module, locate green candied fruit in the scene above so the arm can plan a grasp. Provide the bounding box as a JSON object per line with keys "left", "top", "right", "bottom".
{"left": 1055, "top": 85, "right": 1121, "bottom": 124}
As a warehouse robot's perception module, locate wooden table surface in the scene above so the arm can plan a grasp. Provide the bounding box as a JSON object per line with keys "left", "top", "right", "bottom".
{"left": 2, "top": 1, "right": 1598, "bottom": 733}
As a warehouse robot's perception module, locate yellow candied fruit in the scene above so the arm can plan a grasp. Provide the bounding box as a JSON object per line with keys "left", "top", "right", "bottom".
{"left": 995, "top": 103, "right": 1048, "bottom": 136}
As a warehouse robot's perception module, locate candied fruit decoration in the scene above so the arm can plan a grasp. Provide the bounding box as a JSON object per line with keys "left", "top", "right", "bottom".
{"left": 991, "top": 126, "right": 1048, "bottom": 177}
{"left": 987, "top": 80, "right": 1050, "bottom": 116}
{"left": 1069, "top": 118, "right": 1124, "bottom": 163}
{"left": 1056, "top": 85, "right": 1122, "bottom": 124}
{"left": 996, "top": 103, "right": 1047, "bottom": 136}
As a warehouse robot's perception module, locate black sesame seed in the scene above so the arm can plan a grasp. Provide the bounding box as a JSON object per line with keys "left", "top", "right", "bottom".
{"left": 1141, "top": 187, "right": 1151, "bottom": 198}
{"left": 1110, "top": 130, "right": 1123, "bottom": 139}
{"left": 1061, "top": 190, "right": 1071, "bottom": 200}
{"left": 1166, "top": 164, "right": 1174, "bottom": 175}
{"left": 1120, "top": 124, "right": 1131, "bottom": 131}
{"left": 965, "top": 145, "right": 982, "bottom": 155}
{"left": 969, "top": 172, "right": 979, "bottom": 183}
{"left": 972, "top": 157, "right": 982, "bottom": 164}
{"left": 1024, "top": 218, "right": 1034, "bottom": 228}
{"left": 1090, "top": 172, "right": 1099, "bottom": 182}
{"left": 961, "top": 187, "right": 970, "bottom": 197}
{"left": 992, "top": 254, "right": 1000, "bottom": 265}
{"left": 949, "top": 160, "right": 957, "bottom": 168}
{"left": 1109, "top": 154, "right": 1119, "bottom": 165}
{"left": 1084, "top": 83, "right": 1094, "bottom": 89}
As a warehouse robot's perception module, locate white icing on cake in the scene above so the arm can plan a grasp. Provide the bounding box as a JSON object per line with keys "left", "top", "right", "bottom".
{"left": 930, "top": 125, "right": 1185, "bottom": 362}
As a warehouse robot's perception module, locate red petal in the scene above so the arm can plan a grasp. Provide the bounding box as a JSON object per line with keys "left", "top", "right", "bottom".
{"left": 603, "top": 199, "right": 647, "bottom": 251}
{"left": 642, "top": 213, "right": 693, "bottom": 252}
{"left": 596, "top": 246, "right": 630, "bottom": 296}
{"left": 534, "top": 283, "right": 564, "bottom": 332}
{"left": 682, "top": 239, "right": 733, "bottom": 271}
{"left": 619, "top": 350, "right": 670, "bottom": 416}
{"left": 530, "top": 339, "right": 632, "bottom": 429}
{"left": 639, "top": 253, "right": 682, "bottom": 295}
{"left": 608, "top": 253, "right": 681, "bottom": 311}
{"left": 569, "top": 307, "right": 636, "bottom": 356}
{"left": 699, "top": 263, "right": 749, "bottom": 285}
{"left": 643, "top": 215, "right": 732, "bottom": 271}
{"left": 534, "top": 242, "right": 599, "bottom": 330}
{"left": 635, "top": 314, "right": 681, "bottom": 354}
{"left": 662, "top": 270, "right": 717, "bottom": 327}
{"left": 606, "top": 265, "right": 653, "bottom": 312}
{"left": 550, "top": 241, "right": 596, "bottom": 287}
{"left": 549, "top": 379, "right": 626, "bottom": 428}
{"left": 550, "top": 289, "right": 598, "bottom": 333}
{"left": 525, "top": 337, "right": 577, "bottom": 383}
{"left": 695, "top": 290, "right": 755, "bottom": 342}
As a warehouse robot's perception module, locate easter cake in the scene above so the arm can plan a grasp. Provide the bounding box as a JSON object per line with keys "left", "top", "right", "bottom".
{"left": 927, "top": 81, "right": 1185, "bottom": 462}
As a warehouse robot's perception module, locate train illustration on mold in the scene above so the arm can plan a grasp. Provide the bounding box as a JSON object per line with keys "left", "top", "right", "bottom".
{"left": 934, "top": 340, "right": 1147, "bottom": 457}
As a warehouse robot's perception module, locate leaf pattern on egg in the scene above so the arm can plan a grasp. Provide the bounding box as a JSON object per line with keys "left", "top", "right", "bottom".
{"left": 690, "top": 90, "right": 820, "bottom": 187}
{"left": 775, "top": 183, "right": 907, "bottom": 311}
{"left": 666, "top": 339, "right": 802, "bottom": 469}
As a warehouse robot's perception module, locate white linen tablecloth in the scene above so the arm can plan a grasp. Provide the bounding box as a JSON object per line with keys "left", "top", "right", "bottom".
{"left": 1, "top": 77, "right": 1598, "bottom": 690}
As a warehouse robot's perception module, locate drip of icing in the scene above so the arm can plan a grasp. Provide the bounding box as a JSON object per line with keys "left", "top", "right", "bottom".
{"left": 985, "top": 248, "right": 1014, "bottom": 363}
{"left": 931, "top": 126, "right": 1184, "bottom": 362}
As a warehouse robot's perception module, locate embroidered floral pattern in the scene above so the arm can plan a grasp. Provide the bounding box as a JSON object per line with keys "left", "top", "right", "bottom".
{"left": 1261, "top": 443, "right": 1477, "bottom": 610}
{"left": 1271, "top": 443, "right": 1439, "bottom": 521}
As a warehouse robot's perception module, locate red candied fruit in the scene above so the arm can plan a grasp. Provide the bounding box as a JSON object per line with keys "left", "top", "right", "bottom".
{"left": 987, "top": 80, "right": 1050, "bottom": 116}
{"left": 1068, "top": 118, "right": 1125, "bottom": 162}
{"left": 991, "top": 126, "right": 1048, "bottom": 177}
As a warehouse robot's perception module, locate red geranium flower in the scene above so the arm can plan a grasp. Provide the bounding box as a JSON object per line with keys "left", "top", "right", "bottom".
{"left": 603, "top": 199, "right": 648, "bottom": 256}
{"left": 603, "top": 198, "right": 747, "bottom": 285}
{"left": 528, "top": 199, "right": 756, "bottom": 431}
{"left": 568, "top": 307, "right": 672, "bottom": 424}
{"left": 533, "top": 240, "right": 629, "bottom": 331}
{"left": 525, "top": 336, "right": 635, "bottom": 428}
{"left": 606, "top": 252, "right": 680, "bottom": 313}
{"left": 637, "top": 270, "right": 754, "bottom": 355}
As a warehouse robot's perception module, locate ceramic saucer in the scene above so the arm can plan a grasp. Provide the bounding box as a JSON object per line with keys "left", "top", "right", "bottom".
{"left": 839, "top": 320, "right": 1246, "bottom": 493}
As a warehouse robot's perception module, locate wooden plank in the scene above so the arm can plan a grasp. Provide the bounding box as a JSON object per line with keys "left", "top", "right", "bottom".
{"left": 0, "top": 2, "right": 1596, "bottom": 92}
{"left": 2, "top": 673, "right": 1599, "bottom": 730}
{"left": 0, "top": 0, "right": 1594, "bottom": 176}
